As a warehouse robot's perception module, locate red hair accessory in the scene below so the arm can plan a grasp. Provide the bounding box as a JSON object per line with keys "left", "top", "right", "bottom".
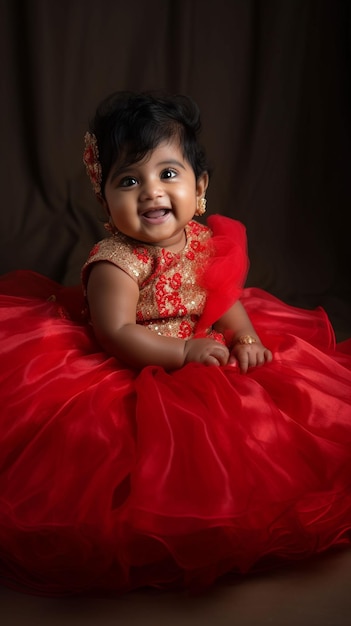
{"left": 83, "top": 132, "right": 102, "bottom": 197}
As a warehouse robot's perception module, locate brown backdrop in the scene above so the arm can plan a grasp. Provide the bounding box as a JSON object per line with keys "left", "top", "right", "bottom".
{"left": 1, "top": 0, "right": 350, "bottom": 337}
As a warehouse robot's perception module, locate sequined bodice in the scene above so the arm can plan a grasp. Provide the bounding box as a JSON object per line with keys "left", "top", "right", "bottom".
{"left": 82, "top": 221, "right": 213, "bottom": 339}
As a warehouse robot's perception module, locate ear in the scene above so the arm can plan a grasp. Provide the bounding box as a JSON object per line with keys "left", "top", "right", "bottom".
{"left": 196, "top": 171, "right": 209, "bottom": 199}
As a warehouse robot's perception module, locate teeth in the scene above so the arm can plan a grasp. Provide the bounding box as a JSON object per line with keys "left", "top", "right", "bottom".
{"left": 144, "top": 209, "right": 167, "bottom": 218}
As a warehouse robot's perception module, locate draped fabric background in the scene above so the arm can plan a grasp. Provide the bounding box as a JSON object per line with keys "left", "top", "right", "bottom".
{"left": 0, "top": 0, "right": 350, "bottom": 337}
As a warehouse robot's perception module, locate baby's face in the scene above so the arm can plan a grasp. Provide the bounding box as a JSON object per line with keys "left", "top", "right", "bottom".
{"left": 102, "top": 138, "right": 208, "bottom": 252}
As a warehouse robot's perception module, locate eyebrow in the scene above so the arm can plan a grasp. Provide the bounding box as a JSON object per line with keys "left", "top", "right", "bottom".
{"left": 109, "top": 159, "right": 186, "bottom": 183}
{"left": 157, "top": 159, "right": 186, "bottom": 170}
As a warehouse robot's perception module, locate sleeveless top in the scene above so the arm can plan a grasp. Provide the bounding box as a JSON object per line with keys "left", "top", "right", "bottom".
{"left": 82, "top": 220, "right": 215, "bottom": 339}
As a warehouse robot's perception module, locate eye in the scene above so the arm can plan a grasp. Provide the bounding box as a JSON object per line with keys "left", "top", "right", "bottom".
{"left": 160, "top": 168, "right": 177, "bottom": 180}
{"left": 119, "top": 176, "right": 138, "bottom": 188}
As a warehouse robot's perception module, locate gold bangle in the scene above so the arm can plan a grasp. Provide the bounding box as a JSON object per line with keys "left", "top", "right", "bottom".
{"left": 236, "top": 335, "right": 257, "bottom": 345}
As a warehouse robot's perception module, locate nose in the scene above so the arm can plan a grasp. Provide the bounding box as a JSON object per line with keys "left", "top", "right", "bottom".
{"left": 139, "top": 177, "right": 164, "bottom": 202}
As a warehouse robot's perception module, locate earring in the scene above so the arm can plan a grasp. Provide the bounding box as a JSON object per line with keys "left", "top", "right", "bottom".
{"left": 104, "top": 220, "right": 117, "bottom": 234}
{"left": 195, "top": 197, "right": 207, "bottom": 216}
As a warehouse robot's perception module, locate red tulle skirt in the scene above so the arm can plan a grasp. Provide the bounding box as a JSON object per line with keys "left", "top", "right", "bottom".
{"left": 0, "top": 271, "right": 351, "bottom": 595}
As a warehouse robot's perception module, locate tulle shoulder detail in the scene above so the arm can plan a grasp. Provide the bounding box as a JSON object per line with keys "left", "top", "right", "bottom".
{"left": 195, "top": 214, "right": 249, "bottom": 334}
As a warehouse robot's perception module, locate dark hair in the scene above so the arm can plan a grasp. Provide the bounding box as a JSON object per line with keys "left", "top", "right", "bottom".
{"left": 89, "top": 91, "right": 209, "bottom": 196}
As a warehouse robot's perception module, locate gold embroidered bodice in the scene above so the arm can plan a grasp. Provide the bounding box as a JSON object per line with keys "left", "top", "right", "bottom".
{"left": 82, "top": 220, "right": 214, "bottom": 339}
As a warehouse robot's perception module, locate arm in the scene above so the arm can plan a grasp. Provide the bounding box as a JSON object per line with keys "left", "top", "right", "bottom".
{"left": 213, "top": 300, "right": 273, "bottom": 373}
{"left": 87, "top": 262, "right": 230, "bottom": 369}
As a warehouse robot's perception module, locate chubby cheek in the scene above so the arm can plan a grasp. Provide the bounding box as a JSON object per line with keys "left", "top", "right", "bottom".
{"left": 110, "top": 210, "right": 136, "bottom": 231}
{"left": 106, "top": 197, "right": 134, "bottom": 223}
{"left": 174, "top": 186, "right": 197, "bottom": 208}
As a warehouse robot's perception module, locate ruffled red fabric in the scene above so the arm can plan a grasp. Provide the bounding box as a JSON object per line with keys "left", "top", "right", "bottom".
{"left": 0, "top": 217, "right": 351, "bottom": 596}
{"left": 195, "top": 215, "right": 248, "bottom": 334}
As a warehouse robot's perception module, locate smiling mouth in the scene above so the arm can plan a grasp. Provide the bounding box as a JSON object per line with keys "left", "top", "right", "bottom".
{"left": 141, "top": 209, "right": 172, "bottom": 223}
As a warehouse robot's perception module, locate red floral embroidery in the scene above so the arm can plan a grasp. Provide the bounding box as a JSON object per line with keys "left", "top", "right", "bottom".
{"left": 208, "top": 330, "right": 226, "bottom": 345}
{"left": 155, "top": 275, "right": 167, "bottom": 298}
{"left": 83, "top": 132, "right": 102, "bottom": 196}
{"left": 185, "top": 250, "right": 195, "bottom": 261}
{"left": 161, "top": 249, "right": 176, "bottom": 267}
{"left": 178, "top": 321, "right": 193, "bottom": 338}
{"left": 190, "top": 239, "right": 205, "bottom": 253}
{"left": 177, "top": 303, "right": 187, "bottom": 316}
{"left": 133, "top": 246, "right": 149, "bottom": 263}
{"left": 158, "top": 293, "right": 181, "bottom": 316}
{"left": 169, "top": 272, "right": 181, "bottom": 290}
{"left": 189, "top": 221, "right": 202, "bottom": 235}
{"left": 155, "top": 270, "right": 187, "bottom": 317}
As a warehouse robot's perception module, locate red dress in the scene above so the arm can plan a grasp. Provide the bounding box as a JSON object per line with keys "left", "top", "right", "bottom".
{"left": 0, "top": 215, "right": 350, "bottom": 596}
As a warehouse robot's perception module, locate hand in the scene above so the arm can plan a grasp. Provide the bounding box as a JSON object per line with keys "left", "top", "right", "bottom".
{"left": 229, "top": 341, "right": 272, "bottom": 373}
{"left": 184, "top": 338, "right": 230, "bottom": 366}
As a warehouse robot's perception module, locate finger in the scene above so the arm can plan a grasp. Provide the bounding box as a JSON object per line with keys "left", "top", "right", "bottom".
{"left": 204, "top": 355, "right": 221, "bottom": 366}
{"left": 246, "top": 347, "right": 260, "bottom": 370}
{"left": 264, "top": 349, "right": 273, "bottom": 363}
{"left": 238, "top": 351, "right": 250, "bottom": 373}
{"left": 212, "top": 346, "right": 229, "bottom": 366}
{"left": 255, "top": 351, "right": 266, "bottom": 367}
